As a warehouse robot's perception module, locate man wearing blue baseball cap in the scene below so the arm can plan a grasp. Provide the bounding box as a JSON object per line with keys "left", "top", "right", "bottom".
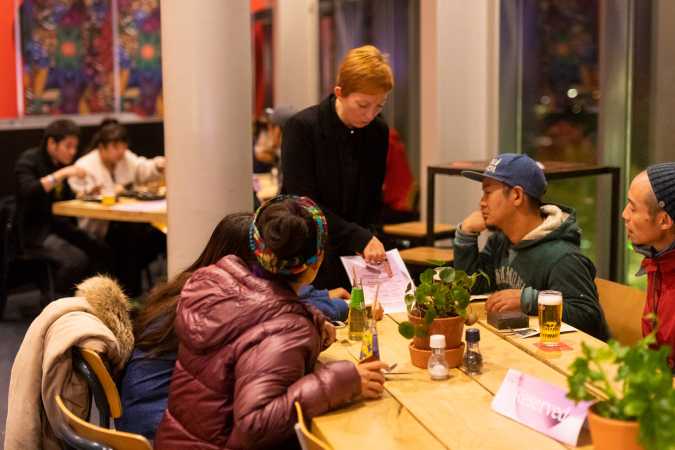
{"left": 454, "top": 153, "right": 609, "bottom": 340}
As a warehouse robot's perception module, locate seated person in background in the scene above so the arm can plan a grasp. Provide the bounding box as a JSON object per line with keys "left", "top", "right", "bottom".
{"left": 454, "top": 153, "right": 609, "bottom": 340}
{"left": 381, "top": 128, "right": 418, "bottom": 225}
{"left": 69, "top": 121, "right": 166, "bottom": 297}
{"left": 253, "top": 106, "right": 295, "bottom": 174}
{"left": 155, "top": 196, "right": 388, "bottom": 449}
{"left": 68, "top": 121, "right": 165, "bottom": 239}
{"left": 13, "top": 119, "right": 111, "bottom": 297}
{"left": 117, "top": 212, "right": 355, "bottom": 440}
{"left": 623, "top": 164, "right": 675, "bottom": 368}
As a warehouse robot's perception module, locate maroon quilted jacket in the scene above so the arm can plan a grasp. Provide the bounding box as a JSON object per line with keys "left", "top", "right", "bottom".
{"left": 154, "top": 255, "right": 361, "bottom": 450}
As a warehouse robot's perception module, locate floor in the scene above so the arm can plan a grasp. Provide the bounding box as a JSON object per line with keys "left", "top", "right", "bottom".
{"left": 1, "top": 289, "right": 42, "bottom": 447}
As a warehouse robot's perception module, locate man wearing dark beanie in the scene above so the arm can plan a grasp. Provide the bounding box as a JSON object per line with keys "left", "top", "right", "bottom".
{"left": 623, "top": 162, "right": 675, "bottom": 368}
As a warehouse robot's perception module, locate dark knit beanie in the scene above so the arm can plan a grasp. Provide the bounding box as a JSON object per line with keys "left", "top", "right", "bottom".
{"left": 646, "top": 162, "right": 675, "bottom": 221}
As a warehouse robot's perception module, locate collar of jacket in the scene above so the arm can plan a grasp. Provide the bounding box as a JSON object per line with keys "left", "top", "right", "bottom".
{"left": 318, "top": 94, "right": 368, "bottom": 139}
{"left": 641, "top": 246, "right": 675, "bottom": 276}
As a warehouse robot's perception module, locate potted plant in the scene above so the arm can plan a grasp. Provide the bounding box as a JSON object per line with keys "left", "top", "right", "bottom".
{"left": 566, "top": 324, "right": 675, "bottom": 450}
{"left": 398, "top": 266, "right": 487, "bottom": 369}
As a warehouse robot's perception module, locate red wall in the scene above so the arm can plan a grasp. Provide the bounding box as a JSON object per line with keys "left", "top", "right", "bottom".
{"left": 0, "top": 0, "right": 18, "bottom": 118}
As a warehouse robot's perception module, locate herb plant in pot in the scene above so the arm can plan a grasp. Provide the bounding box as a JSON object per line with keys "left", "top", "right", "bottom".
{"left": 566, "top": 327, "right": 675, "bottom": 450}
{"left": 398, "top": 266, "right": 487, "bottom": 369}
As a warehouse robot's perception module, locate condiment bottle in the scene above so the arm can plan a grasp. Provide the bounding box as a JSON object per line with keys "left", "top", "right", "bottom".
{"left": 428, "top": 334, "right": 449, "bottom": 380}
{"left": 463, "top": 328, "right": 483, "bottom": 374}
{"left": 348, "top": 285, "right": 367, "bottom": 341}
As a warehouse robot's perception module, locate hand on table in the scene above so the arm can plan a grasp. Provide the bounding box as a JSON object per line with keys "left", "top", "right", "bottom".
{"left": 362, "top": 236, "right": 385, "bottom": 265}
{"left": 485, "top": 289, "right": 522, "bottom": 313}
{"left": 355, "top": 360, "right": 389, "bottom": 399}
{"left": 321, "top": 321, "right": 336, "bottom": 349}
{"left": 328, "top": 287, "right": 350, "bottom": 300}
{"left": 461, "top": 210, "right": 487, "bottom": 234}
{"left": 371, "top": 299, "right": 384, "bottom": 321}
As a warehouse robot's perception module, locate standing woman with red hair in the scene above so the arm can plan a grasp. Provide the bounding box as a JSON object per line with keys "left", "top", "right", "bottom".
{"left": 281, "top": 45, "right": 394, "bottom": 289}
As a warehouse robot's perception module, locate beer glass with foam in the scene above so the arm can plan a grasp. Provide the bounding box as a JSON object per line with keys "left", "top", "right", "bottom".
{"left": 538, "top": 290, "right": 562, "bottom": 346}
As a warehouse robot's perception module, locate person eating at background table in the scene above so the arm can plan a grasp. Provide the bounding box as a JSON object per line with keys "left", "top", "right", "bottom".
{"left": 68, "top": 121, "right": 166, "bottom": 297}
{"left": 453, "top": 153, "right": 609, "bottom": 341}
{"left": 281, "top": 45, "right": 393, "bottom": 290}
{"left": 13, "top": 119, "right": 111, "bottom": 297}
{"left": 623, "top": 163, "right": 675, "bottom": 369}
{"left": 68, "top": 120, "right": 166, "bottom": 238}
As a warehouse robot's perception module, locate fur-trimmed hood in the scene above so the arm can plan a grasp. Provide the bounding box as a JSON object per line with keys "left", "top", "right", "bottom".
{"left": 74, "top": 275, "right": 134, "bottom": 359}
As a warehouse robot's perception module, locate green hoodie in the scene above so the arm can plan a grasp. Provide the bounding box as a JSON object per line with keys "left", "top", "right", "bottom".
{"left": 454, "top": 204, "right": 609, "bottom": 341}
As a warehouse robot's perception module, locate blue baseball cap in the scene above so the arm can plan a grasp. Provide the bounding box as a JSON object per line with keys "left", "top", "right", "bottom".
{"left": 461, "top": 153, "right": 547, "bottom": 200}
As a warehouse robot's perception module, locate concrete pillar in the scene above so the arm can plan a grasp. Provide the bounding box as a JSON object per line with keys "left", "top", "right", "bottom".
{"left": 161, "top": 0, "right": 252, "bottom": 276}
{"left": 419, "top": 0, "right": 500, "bottom": 225}
{"left": 273, "top": 0, "right": 319, "bottom": 110}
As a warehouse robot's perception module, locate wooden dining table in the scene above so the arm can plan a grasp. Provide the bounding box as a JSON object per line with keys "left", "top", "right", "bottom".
{"left": 313, "top": 302, "right": 602, "bottom": 449}
{"left": 52, "top": 198, "right": 168, "bottom": 233}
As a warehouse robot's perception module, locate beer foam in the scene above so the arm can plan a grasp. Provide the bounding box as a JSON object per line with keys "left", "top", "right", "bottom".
{"left": 538, "top": 291, "right": 562, "bottom": 305}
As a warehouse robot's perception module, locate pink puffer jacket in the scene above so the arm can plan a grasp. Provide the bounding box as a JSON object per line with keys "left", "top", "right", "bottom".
{"left": 154, "top": 255, "right": 361, "bottom": 450}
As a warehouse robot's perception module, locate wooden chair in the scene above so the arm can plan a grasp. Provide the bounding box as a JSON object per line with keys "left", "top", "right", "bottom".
{"left": 294, "top": 401, "right": 332, "bottom": 450}
{"left": 55, "top": 394, "right": 151, "bottom": 450}
{"left": 595, "top": 278, "right": 646, "bottom": 346}
{"left": 72, "top": 348, "right": 122, "bottom": 427}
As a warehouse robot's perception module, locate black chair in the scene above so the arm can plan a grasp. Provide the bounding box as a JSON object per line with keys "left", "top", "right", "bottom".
{"left": 0, "top": 195, "right": 55, "bottom": 319}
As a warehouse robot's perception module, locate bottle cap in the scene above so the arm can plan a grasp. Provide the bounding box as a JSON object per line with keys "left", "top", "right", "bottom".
{"left": 430, "top": 334, "right": 446, "bottom": 349}
{"left": 350, "top": 286, "right": 365, "bottom": 308}
{"left": 465, "top": 327, "right": 480, "bottom": 343}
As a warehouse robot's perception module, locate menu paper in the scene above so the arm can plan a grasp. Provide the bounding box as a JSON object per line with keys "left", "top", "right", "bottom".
{"left": 491, "top": 369, "right": 591, "bottom": 446}
{"left": 340, "top": 249, "right": 413, "bottom": 314}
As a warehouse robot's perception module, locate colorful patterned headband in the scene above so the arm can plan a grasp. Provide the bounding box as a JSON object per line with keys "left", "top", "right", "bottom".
{"left": 249, "top": 195, "right": 327, "bottom": 276}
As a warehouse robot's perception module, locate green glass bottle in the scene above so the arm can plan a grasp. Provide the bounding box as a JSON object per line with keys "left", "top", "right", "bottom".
{"left": 348, "top": 285, "right": 368, "bottom": 341}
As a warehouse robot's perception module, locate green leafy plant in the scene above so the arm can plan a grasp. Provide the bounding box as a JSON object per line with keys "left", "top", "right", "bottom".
{"left": 398, "top": 266, "right": 487, "bottom": 339}
{"left": 567, "top": 324, "right": 675, "bottom": 450}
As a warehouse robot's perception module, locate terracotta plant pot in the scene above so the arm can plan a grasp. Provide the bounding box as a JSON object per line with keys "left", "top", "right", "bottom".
{"left": 409, "top": 341, "right": 465, "bottom": 369}
{"left": 409, "top": 313, "right": 464, "bottom": 350}
{"left": 587, "top": 403, "right": 643, "bottom": 450}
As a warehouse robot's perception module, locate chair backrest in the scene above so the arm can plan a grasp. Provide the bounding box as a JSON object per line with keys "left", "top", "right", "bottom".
{"left": 55, "top": 394, "right": 152, "bottom": 450}
{"left": 0, "top": 195, "right": 18, "bottom": 319}
{"left": 72, "top": 348, "right": 122, "bottom": 428}
{"left": 0, "top": 195, "right": 18, "bottom": 261}
{"left": 294, "top": 401, "right": 332, "bottom": 450}
{"left": 595, "top": 278, "right": 646, "bottom": 346}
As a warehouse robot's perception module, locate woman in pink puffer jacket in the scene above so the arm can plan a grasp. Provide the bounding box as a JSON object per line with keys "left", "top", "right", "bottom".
{"left": 154, "top": 196, "right": 387, "bottom": 450}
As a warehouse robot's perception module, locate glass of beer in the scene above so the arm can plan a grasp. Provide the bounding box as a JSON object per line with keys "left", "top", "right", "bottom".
{"left": 538, "top": 290, "right": 563, "bottom": 347}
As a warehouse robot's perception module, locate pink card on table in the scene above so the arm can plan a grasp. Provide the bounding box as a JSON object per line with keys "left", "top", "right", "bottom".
{"left": 491, "top": 369, "right": 591, "bottom": 446}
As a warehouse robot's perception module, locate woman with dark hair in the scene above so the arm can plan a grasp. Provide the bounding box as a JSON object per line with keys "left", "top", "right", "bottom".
{"left": 117, "top": 210, "right": 370, "bottom": 440}
{"left": 115, "top": 213, "right": 252, "bottom": 439}
{"left": 68, "top": 122, "right": 165, "bottom": 238}
{"left": 155, "top": 196, "right": 388, "bottom": 449}
{"left": 68, "top": 121, "right": 166, "bottom": 297}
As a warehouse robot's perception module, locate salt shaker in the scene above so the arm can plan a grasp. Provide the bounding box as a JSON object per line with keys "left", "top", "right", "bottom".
{"left": 427, "top": 334, "right": 449, "bottom": 380}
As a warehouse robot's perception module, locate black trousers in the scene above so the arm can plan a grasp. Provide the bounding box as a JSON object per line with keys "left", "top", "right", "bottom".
{"left": 105, "top": 222, "right": 166, "bottom": 298}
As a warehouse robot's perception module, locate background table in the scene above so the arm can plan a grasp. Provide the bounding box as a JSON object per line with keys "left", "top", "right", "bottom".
{"left": 314, "top": 307, "right": 602, "bottom": 449}
{"left": 52, "top": 198, "right": 167, "bottom": 232}
{"left": 426, "top": 160, "right": 621, "bottom": 280}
